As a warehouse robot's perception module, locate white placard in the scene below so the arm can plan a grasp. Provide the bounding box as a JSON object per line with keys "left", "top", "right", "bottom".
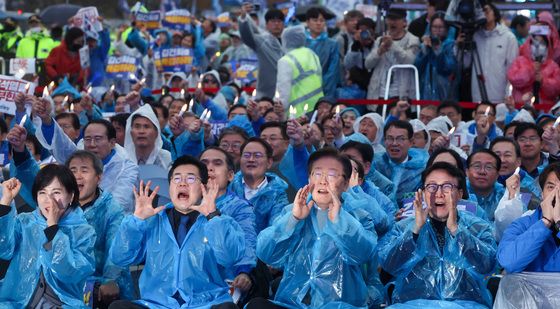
{"left": 9, "top": 58, "right": 36, "bottom": 75}
{"left": 80, "top": 46, "right": 90, "bottom": 69}
{"left": 73, "top": 7, "right": 103, "bottom": 32}
{"left": 0, "top": 75, "right": 36, "bottom": 115}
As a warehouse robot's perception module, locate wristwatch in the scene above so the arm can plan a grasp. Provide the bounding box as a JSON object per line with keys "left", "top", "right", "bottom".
{"left": 206, "top": 209, "right": 221, "bottom": 221}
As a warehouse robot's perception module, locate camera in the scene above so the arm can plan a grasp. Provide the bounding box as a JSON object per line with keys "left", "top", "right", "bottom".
{"left": 430, "top": 36, "right": 441, "bottom": 46}
{"left": 445, "top": 0, "right": 486, "bottom": 45}
{"left": 360, "top": 30, "right": 372, "bottom": 41}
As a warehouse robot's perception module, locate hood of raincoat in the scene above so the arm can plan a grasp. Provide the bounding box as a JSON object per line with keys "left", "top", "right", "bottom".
{"left": 166, "top": 72, "right": 187, "bottom": 87}
{"left": 282, "top": 25, "right": 306, "bottom": 51}
{"left": 227, "top": 115, "right": 255, "bottom": 137}
{"left": 410, "top": 119, "right": 431, "bottom": 151}
{"left": 353, "top": 113, "right": 384, "bottom": 146}
{"left": 519, "top": 19, "right": 558, "bottom": 62}
{"left": 204, "top": 70, "right": 222, "bottom": 88}
{"left": 124, "top": 104, "right": 164, "bottom": 165}
{"left": 154, "top": 29, "right": 172, "bottom": 49}
{"left": 426, "top": 115, "right": 453, "bottom": 135}
{"left": 52, "top": 76, "right": 82, "bottom": 100}
{"left": 32, "top": 203, "right": 87, "bottom": 226}
{"left": 512, "top": 109, "right": 536, "bottom": 123}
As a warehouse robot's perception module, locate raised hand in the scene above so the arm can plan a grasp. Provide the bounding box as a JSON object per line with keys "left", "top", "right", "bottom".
{"left": 125, "top": 91, "right": 141, "bottom": 109}
{"left": 430, "top": 135, "right": 450, "bottom": 153}
{"left": 542, "top": 126, "right": 559, "bottom": 155}
{"left": 540, "top": 186, "right": 555, "bottom": 226}
{"left": 6, "top": 125, "right": 27, "bottom": 152}
{"left": 505, "top": 173, "right": 521, "bottom": 200}
{"left": 45, "top": 194, "right": 68, "bottom": 227}
{"left": 190, "top": 179, "right": 218, "bottom": 216}
{"left": 445, "top": 191, "right": 458, "bottom": 235}
{"left": 413, "top": 189, "right": 431, "bottom": 234}
{"left": 169, "top": 115, "right": 185, "bottom": 137}
{"left": 286, "top": 119, "right": 304, "bottom": 147}
{"left": 0, "top": 178, "right": 21, "bottom": 206}
{"left": 293, "top": 184, "right": 314, "bottom": 220}
{"left": 33, "top": 97, "right": 52, "bottom": 124}
{"left": 246, "top": 99, "right": 260, "bottom": 121}
{"left": 326, "top": 179, "right": 341, "bottom": 222}
{"left": 133, "top": 180, "right": 165, "bottom": 220}
{"left": 554, "top": 188, "right": 560, "bottom": 223}
{"left": 233, "top": 273, "right": 252, "bottom": 292}
{"left": 188, "top": 118, "right": 202, "bottom": 134}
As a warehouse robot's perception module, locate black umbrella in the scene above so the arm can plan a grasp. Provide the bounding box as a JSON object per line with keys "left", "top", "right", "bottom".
{"left": 295, "top": 5, "right": 336, "bottom": 22}
{"left": 39, "top": 4, "right": 82, "bottom": 27}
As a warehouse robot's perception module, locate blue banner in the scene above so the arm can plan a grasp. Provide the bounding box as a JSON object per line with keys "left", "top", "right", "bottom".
{"left": 162, "top": 9, "right": 192, "bottom": 32}
{"left": 154, "top": 47, "right": 194, "bottom": 73}
{"left": 106, "top": 56, "right": 138, "bottom": 79}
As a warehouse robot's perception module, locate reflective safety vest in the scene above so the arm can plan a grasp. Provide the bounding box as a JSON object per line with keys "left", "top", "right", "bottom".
{"left": 15, "top": 33, "right": 55, "bottom": 59}
{"left": 282, "top": 47, "right": 323, "bottom": 117}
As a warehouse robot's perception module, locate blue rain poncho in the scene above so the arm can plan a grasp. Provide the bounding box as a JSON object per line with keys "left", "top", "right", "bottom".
{"left": 467, "top": 180, "right": 505, "bottom": 222}
{"left": 305, "top": 30, "right": 340, "bottom": 98}
{"left": 257, "top": 191, "right": 378, "bottom": 308}
{"left": 229, "top": 172, "right": 289, "bottom": 233}
{"left": 361, "top": 180, "right": 397, "bottom": 219}
{"left": 0, "top": 206, "right": 96, "bottom": 308}
{"left": 8, "top": 149, "right": 134, "bottom": 299}
{"left": 108, "top": 204, "right": 246, "bottom": 309}
{"left": 497, "top": 207, "right": 560, "bottom": 273}
{"left": 379, "top": 212, "right": 497, "bottom": 308}
{"left": 216, "top": 192, "right": 257, "bottom": 276}
{"left": 374, "top": 148, "right": 429, "bottom": 206}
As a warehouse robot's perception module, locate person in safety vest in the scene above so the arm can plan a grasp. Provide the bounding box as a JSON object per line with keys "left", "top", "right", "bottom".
{"left": 15, "top": 15, "right": 55, "bottom": 59}
{"left": 276, "top": 25, "right": 323, "bottom": 118}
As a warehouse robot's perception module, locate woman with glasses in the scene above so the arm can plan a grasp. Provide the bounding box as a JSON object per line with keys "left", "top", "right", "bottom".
{"left": 379, "top": 162, "right": 497, "bottom": 308}
{"left": 109, "top": 155, "right": 245, "bottom": 309}
{"left": 414, "top": 12, "right": 457, "bottom": 101}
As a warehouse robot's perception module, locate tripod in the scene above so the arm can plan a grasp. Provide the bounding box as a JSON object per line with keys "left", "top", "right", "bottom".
{"left": 451, "top": 36, "right": 489, "bottom": 103}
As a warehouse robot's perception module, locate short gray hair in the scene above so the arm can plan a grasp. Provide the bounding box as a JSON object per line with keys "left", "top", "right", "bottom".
{"left": 65, "top": 150, "right": 104, "bottom": 175}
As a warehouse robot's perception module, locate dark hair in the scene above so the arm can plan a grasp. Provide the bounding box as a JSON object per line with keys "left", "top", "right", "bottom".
{"left": 228, "top": 104, "right": 247, "bottom": 118}
{"left": 169, "top": 155, "right": 209, "bottom": 185}
{"left": 429, "top": 12, "right": 447, "bottom": 29}
{"left": 307, "top": 147, "right": 352, "bottom": 180}
{"left": 490, "top": 137, "right": 521, "bottom": 158}
{"left": 151, "top": 102, "right": 169, "bottom": 120}
{"left": 437, "top": 100, "right": 462, "bottom": 115}
{"left": 55, "top": 112, "right": 80, "bottom": 130}
{"left": 384, "top": 120, "right": 414, "bottom": 139}
{"left": 476, "top": 102, "right": 496, "bottom": 117}
{"left": 513, "top": 122, "right": 543, "bottom": 141}
{"left": 265, "top": 9, "right": 285, "bottom": 23}
{"left": 258, "top": 97, "right": 274, "bottom": 105}
{"left": 0, "top": 117, "right": 7, "bottom": 135}
{"left": 511, "top": 15, "right": 530, "bottom": 30}
{"left": 263, "top": 108, "right": 277, "bottom": 120}
{"left": 347, "top": 156, "right": 365, "bottom": 180}
{"left": 344, "top": 10, "right": 364, "bottom": 21}
{"left": 110, "top": 113, "right": 130, "bottom": 129}
{"left": 339, "top": 140, "right": 374, "bottom": 163}
{"left": 504, "top": 120, "right": 522, "bottom": 135}
{"left": 200, "top": 146, "right": 235, "bottom": 172}
{"left": 218, "top": 126, "right": 250, "bottom": 144}
{"left": 205, "top": 19, "right": 217, "bottom": 33}
{"left": 427, "top": 148, "right": 466, "bottom": 171}
{"left": 259, "top": 121, "right": 289, "bottom": 140}
{"left": 421, "top": 162, "right": 468, "bottom": 198}
{"left": 306, "top": 7, "right": 327, "bottom": 20}
{"left": 241, "top": 137, "right": 274, "bottom": 159}
{"left": 467, "top": 149, "right": 502, "bottom": 172}
{"left": 26, "top": 134, "right": 43, "bottom": 156}
{"left": 485, "top": 3, "right": 501, "bottom": 23}
{"left": 64, "top": 27, "right": 84, "bottom": 47}
{"left": 539, "top": 163, "right": 560, "bottom": 189}
{"left": 66, "top": 150, "right": 104, "bottom": 175}
{"left": 159, "top": 94, "right": 174, "bottom": 105}
{"left": 32, "top": 164, "right": 80, "bottom": 206}
{"left": 357, "top": 17, "right": 375, "bottom": 30}
{"left": 84, "top": 119, "right": 116, "bottom": 140}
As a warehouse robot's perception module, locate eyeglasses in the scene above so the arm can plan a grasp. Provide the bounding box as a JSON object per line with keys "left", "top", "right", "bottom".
{"left": 171, "top": 175, "right": 200, "bottom": 184}
{"left": 83, "top": 136, "right": 107, "bottom": 145}
{"left": 517, "top": 136, "right": 540, "bottom": 144}
{"left": 311, "top": 169, "right": 341, "bottom": 182}
{"left": 424, "top": 183, "right": 458, "bottom": 193}
{"left": 219, "top": 142, "right": 242, "bottom": 151}
{"left": 476, "top": 111, "right": 495, "bottom": 117}
{"left": 469, "top": 163, "right": 497, "bottom": 173}
{"left": 385, "top": 136, "right": 408, "bottom": 144}
{"left": 242, "top": 152, "right": 265, "bottom": 160}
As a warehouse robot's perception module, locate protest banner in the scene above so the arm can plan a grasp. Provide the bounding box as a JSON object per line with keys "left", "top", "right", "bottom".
{"left": 106, "top": 56, "right": 138, "bottom": 79}
{"left": 235, "top": 59, "right": 259, "bottom": 84}
{"left": 73, "top": 7, "right": 103, "bottom": 33}
{"left": 162, "top": 9, "right": 192, "bottom": 31}
{"left": 79, "top": 46, "right": 90, "bottom": 69}
{"left": 154, "top": 48, "right": 194, "bottom": 73}
{"left": 0, "top": 75, "right": 35, "bottom": 115}
{"left": 9, "top": 58, "right": 36, "bottom": 76}
{"left": 136, "top": 11, "right": 162, "bottom": 30}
